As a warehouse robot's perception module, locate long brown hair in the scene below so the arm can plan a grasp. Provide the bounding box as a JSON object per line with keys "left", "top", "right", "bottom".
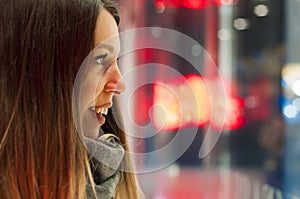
{"left": 0, "top": 0, "right": 138, "bottom": 198}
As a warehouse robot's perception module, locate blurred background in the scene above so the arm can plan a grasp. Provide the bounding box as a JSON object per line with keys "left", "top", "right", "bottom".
{"left": 117, "top": 0, "right": 300, "bottom": 198}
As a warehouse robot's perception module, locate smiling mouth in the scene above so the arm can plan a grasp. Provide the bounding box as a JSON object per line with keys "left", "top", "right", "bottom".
{"left": 89, "top": 107, "right": 108, "bottom": 115}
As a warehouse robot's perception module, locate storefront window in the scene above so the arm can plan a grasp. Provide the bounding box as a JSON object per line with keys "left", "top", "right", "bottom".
{"left": 118, "top": 0, "right": 300, "bottom": 198}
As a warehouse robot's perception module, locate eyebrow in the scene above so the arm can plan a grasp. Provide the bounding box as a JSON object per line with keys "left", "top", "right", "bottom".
{"left": 95, "top": 43, "right": 115, "bottom": 53}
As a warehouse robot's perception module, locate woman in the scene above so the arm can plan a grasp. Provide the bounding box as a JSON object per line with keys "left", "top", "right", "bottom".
{"left": 0, "top": 0, "right": 139, "bottom": 198}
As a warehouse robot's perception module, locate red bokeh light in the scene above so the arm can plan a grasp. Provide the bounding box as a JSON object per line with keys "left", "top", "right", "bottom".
{"left": 184, "top": 0, "right": 207, "bottom": 9}
{"left": 154, "top": 0, "right": 208, "bottom": 10}
{"left": 154, "top": 0, "right": 238, "bottom": 9}
{"left": 152, "top": 75, "right": 245, "bottom": 131}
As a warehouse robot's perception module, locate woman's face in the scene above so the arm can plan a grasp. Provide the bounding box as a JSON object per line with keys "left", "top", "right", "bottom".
{"left": 79, "top": 9, "right": 125, "bottom": 139}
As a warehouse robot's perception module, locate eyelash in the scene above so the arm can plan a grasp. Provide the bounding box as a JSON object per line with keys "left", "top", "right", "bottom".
{"left": 95, "top": 53, "right": 108, "bottom": 65}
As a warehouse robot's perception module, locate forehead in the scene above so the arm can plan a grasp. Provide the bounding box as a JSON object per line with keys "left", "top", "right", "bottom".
{"left": 94, "top": 9, "right": 119, "bottom": 47}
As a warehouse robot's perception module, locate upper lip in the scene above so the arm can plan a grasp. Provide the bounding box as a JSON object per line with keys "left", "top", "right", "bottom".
{"left": 96, "top": 102, "right": 113, "bottom": 109}
{"left": 89, "top": 102, "right": 112, "bottom": 111}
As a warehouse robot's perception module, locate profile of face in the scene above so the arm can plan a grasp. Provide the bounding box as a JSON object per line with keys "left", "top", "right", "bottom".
{"left": 77, "top": 9, "right": 125, "bottom": 139}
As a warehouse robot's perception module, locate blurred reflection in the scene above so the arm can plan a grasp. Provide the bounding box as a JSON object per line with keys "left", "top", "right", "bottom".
{"left": 118, "top": 0, "right": 300, "bottom": 198}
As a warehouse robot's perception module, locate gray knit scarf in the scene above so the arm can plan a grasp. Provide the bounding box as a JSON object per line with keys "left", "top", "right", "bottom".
{"left": 85, "top": 136, "right": 125, "bottom": 199}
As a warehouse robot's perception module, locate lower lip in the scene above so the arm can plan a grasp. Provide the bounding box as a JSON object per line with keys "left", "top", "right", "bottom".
{"left": 97, "top": 113, "right": 106, "bottom": 125}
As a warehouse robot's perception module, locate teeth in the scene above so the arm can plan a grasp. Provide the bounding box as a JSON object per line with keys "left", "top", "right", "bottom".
{"left": 93, "top": 107, "right": 108, "bottom": 115}
{"left": 101, "top": 108, "right": 108, "bottom": 115}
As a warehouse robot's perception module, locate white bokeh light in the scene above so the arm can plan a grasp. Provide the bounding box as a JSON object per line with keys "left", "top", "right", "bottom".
{"left": 233, "top": 18, "right": 250, "bottom": 30}
{"left": 218, "top": 28, "right": 232, "bottom": 41}
{"left": 254, "top": 4, "right": 269, "bottom": 17}
{"left": 293, "top": 98, "right": 300, "bottom": 110}
{"left": 292, "top": 79, "right": 300, "bottom": 96}
{"left": 283, "top": 105, "right": 298, "bottom": 118}
{"left": 191, "top": 44, "right": 202, "bottom": 56}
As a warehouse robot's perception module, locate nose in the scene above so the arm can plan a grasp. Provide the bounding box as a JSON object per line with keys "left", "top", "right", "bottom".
{"left": 104, "top": 61, "right": 126, "bottom": 95}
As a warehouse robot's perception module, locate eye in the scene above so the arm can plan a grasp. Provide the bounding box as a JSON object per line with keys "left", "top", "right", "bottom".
{"left": 95, "top": 53, "right": 108, "bottom": 65}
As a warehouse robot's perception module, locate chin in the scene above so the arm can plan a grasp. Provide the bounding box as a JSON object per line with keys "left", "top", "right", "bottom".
{"left": 81, "top": 110, "right": 102, "bottom": 139}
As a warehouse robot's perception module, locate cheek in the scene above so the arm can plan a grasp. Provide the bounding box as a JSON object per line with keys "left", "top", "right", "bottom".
{"left": 80, "top": 80, "right": 96, "bottom": 107}
{"left": 79, "top": 76, "right": 106, "bottom": 109}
